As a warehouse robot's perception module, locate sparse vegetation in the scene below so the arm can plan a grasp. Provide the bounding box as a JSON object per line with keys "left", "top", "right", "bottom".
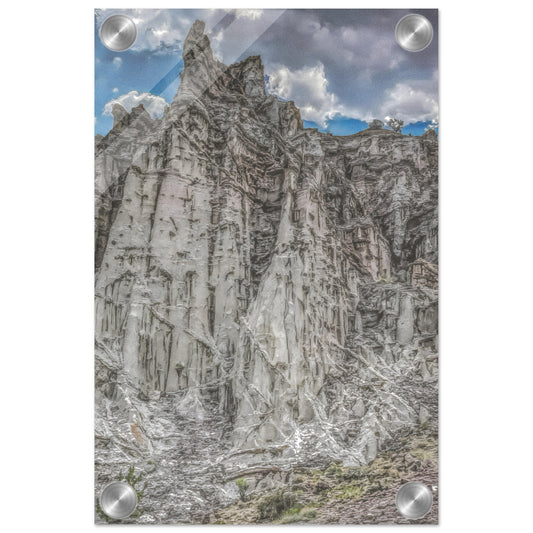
{"left": 385, "top": 117, "right": 404, "bottom": 133}
{"left": 279, "top": 508, "right": 317, "bottom": 524}
{"left": 96, "top": 466, "right": 147, "bottom": 523}
{"left": 257, "top": 490, "right": 298, "bottom": 521}
{"left": 325, "top": 461, "right": 343, "bottom": 478}
{"left": 235, "top": 478, "right": 248, "bottom": 502}
{"left": 368, "top": 119, "right": 384, "bottom": 129}
{"left": 212, "top": 427, "right": 438, "bottom": 524}
{"left": 337, "top": 484, "right": 365, "bottom": 499}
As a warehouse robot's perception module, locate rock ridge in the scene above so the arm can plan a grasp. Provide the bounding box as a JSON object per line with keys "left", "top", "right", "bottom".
{"left": 95, "top": 20, "right": 438, "bottom": 524}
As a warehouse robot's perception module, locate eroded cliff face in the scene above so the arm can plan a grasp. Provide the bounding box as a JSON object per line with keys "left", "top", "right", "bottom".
{"left": 95, "top": 20, "right": 438, "bottom": 523}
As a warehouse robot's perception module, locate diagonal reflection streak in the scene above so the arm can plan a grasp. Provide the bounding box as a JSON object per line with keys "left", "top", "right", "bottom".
{"left": 97, "top": 10, "right": 286, "bottom": 137}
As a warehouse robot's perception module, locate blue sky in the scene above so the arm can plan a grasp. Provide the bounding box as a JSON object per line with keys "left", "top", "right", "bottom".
{"left": 95, "top": 9, "right": 438, "bottom": 137}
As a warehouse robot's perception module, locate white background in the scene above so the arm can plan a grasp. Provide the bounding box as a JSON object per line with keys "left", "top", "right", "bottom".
{"left": 1, "top": 1, "right": 532, "bottom": 531}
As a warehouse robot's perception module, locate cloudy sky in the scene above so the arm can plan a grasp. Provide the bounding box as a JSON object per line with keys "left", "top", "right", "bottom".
{"left": 95, "top": 9, "right": 438, "bottom": 137}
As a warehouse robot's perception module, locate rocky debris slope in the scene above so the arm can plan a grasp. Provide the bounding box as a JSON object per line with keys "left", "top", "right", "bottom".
{"left": 213, "top": 427, "right": 438, "bottom": 524}
{"left": 95, "top": 20, "right": 438, "bottom": 523}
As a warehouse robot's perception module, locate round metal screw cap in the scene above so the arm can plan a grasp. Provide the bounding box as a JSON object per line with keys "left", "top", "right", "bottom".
{"left": 99, "top": 15, "right": 137, "bottom": 52}
{"left": 395, "top": 481, "right": 433, "bottom": 519}
{"left": 99, "top": 481, "right": 138, "bottom": 519}
{"left": 395, "top": 14, "right": 433, "bottom": 52}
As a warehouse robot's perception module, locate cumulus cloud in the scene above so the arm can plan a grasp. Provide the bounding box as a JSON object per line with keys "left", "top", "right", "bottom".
{"left": 245, "top": 10, "right": 438, "bottom": 125}
{"left": 266, "top": 63, "right": 363, "bottom": 126}
{"left": 380, "top": 75, "right": 438, "bottom": 124}
{"left": 208, "top": 9, "right": 285, "bottom": 65}
{"left": 103, "top": 90, "right": 168, "bottom": 119}
{"left": 112, "top": 57, "right": 122, "bottom": 68}
{"left": 95, "top": 9, "right": 439, "bottom": 128}
{"left": 306, "top": 20, "right": 404, "bottom": 74}
{"left": 266, "top": 60, "right": 438, "bottom": 128}
{"left": 96, "top": 8, "right": 273, "bottom": 56}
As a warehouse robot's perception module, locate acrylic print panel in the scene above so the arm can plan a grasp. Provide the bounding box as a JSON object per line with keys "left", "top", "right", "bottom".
{"left": 95, "top": 8, "right": 438, "bottom": 525}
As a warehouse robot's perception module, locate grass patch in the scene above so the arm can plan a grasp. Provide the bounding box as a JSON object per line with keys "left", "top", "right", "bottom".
{"left": 337, "top": 484, "right": 365, "bottom": 500}
{"left": 279, "top": 506, "right": 318, "bottom": 524}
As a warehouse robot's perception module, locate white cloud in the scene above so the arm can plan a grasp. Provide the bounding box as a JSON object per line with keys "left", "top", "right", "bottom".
{"left": 103, "top": 91, "right": 168, "bottom": 119}
{"left": 266, "top": 62, "right": 438, "bottom": 127}
{"left": 96, "top": 9, "right": 266, "bottom": 55}
{"left": 94, "top": 9, "right": 438, "bottom": 127}
{"left": 112, "top": 87, "right": 119, "bottom": 93}
{"left": 112, "top": 57, "right": 122, "bottom": 68}
{"left": 380, "top": 76, "right": 439, "bottom": 124}
{"left": 234, "top": 9, "right": 264, "bottom": 20}
{"left": 266, "top": 63, "right": 363, "bottom": 126}
{"left": 302, "top": 20, "right": 405, "bottom": 74}
{"left": 208, "top": 10, "right": 284, "bottom": 65}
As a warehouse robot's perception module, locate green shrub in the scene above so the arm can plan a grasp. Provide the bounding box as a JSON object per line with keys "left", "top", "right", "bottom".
{"left": 325, "top": 462, "right": 343, "bottom": 478}
{"left": 313, "top": 480, "right": 330, "bottom": 494}
{"left": 257, "top": 490, "right": 297, "bottom": 521}
{"left": 235, "top": 478, "right": 248, "bottom": 502}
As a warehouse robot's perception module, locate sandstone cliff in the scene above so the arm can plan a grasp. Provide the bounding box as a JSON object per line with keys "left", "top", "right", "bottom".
{"left": 95, "top": 20, "right": 438, "bottom": 523}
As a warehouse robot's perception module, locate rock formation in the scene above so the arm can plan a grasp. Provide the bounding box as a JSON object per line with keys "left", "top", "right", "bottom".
{"left": 95, "top": 20, "right": 438, "bottom": 524}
